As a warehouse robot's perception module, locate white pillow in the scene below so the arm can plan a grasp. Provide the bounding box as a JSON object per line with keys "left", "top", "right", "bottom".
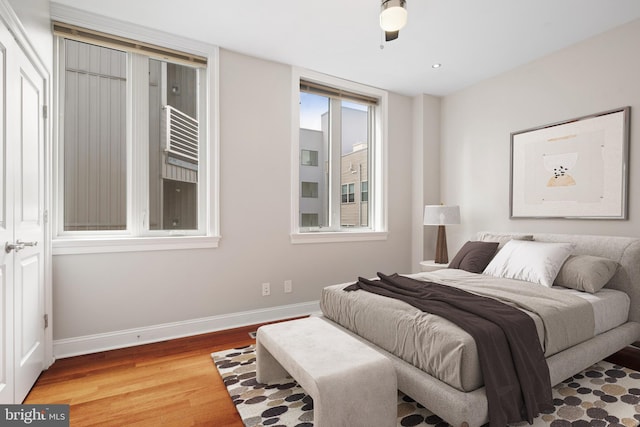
{"left": 483, "top": 240, "right": 575, "bottom": 287}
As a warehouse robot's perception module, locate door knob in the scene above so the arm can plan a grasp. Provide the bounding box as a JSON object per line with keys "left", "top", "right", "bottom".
{"left": 5, "top": 240, "right": 37, "bottom": 253}
{"left": 5, "top": 242, "right": 23, "bottom": 253}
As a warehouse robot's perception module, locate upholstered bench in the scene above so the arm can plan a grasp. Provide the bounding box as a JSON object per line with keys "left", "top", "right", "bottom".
{"left": 256, "top": 317, "right": 397, "bottom": 427}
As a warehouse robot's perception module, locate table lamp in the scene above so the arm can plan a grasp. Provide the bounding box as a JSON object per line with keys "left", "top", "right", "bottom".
{"left": 423, "top": 205, "right": 461, "bottom": 264}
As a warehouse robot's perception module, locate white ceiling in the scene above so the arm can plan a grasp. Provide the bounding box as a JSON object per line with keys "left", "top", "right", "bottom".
{"left": 51, "top": 0, "right": 640, "bottom": 96}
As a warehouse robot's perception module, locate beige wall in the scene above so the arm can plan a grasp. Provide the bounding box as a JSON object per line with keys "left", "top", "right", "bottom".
{"left": 41, "top": 2, "right": 640, "bottom": 348}
{"left": 52, "top": 48, "right": 414, "bottom": 341}
{"left": 439, "top": 18, "right": 640, "bottom": 254}
{"left": 412, "top": 94, "right": 441, "bottom": 270}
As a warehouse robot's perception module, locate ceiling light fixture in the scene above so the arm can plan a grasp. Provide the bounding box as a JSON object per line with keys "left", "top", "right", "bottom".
{"left": 380, "top": 0, "right": 407, "bottom": 42}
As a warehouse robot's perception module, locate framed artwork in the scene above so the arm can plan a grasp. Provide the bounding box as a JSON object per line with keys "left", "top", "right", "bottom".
{"left": 510, "top": 107, "right": 630, "bottom": 219}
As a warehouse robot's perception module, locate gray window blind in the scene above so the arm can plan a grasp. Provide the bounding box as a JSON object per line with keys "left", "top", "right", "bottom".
{"left": 300, "top": 79, "right": 379, "bottom": 105}
{"left": 53, "top": 21, "right": 207, "bottom": 67}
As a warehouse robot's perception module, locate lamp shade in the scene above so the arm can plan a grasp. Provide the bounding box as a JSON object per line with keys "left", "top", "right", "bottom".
{"left": 423, "top": 205, "right": 460, "bottom": 226}
{"left": 380, "top": 0, "right": 407, "bottom": 32}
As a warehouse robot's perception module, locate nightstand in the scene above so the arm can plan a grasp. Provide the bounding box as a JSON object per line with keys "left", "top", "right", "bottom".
{"left": 420, "top": 260, "right": 449, "bottom": 272}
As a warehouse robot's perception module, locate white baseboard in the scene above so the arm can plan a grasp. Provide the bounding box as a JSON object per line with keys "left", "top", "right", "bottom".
{"left": 53, "top": 301, "right": 321, "bottom": 359}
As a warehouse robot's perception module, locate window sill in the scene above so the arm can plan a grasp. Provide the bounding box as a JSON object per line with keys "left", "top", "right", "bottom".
{"left": 290, "top": 230, "right": 387, "bottom": 244}
{"left": 52, "top": 235, "right": 221, "bottom": 255}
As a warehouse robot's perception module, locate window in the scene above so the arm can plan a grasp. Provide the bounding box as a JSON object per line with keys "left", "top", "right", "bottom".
{"left": 361, "top": 181, "right": 368, "bottom": 202}
{"left": 301, "top": 182, "right": 319, "bottom": 198}
{"left": 301, "top": 149, "right": 318, "bottom": 166}
{"left": 292, "top": 70, "right": 387, "bottom": 243}
{"left": 341, "top": 184, "right": 354, "bottom": 203}
{"left": 53, "top": 21, "right": 218, "bottom": 253}
{"left": 301, "top": 213, "right": 319, "bottom": 227}
{"left": 61, "top": 40, "right": 127, "bottom": 232}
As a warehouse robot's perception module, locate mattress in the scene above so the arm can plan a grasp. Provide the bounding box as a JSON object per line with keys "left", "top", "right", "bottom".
{"left": 554, "top": 287, "right": 630, "bottom": 335}
{"left": 320, "top": 269, "right": 630, "bottom": 392}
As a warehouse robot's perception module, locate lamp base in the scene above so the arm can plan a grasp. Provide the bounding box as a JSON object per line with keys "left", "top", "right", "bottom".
{"left": 434, "top": 225, "right": 448, "bottom": 264}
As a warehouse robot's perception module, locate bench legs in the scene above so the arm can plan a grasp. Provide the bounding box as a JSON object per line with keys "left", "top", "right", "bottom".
{"left": 256, "top": 337, "right": 289, "bottom": 383}
{"left": 312, "top": 363, "right": 397, "bottom": 427}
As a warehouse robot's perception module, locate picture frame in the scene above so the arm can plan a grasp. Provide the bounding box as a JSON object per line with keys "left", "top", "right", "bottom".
{"left": 510, "top": 107, "right": 630, "bottom": 219}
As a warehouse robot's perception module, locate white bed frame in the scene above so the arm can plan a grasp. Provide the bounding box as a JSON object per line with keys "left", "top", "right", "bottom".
{"left": 322, "top": 232, "right": 640, "bottom": 427}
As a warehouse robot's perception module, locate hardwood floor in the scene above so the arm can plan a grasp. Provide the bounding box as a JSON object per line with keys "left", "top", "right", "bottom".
{"left": 24, "top": 323, "right": 265, "bottom": 427}
{"left": 605, "top": 344, "right": 640, "bottom": 372}
{"left": 25, "top": 322, "right": 640, "bottom": 427}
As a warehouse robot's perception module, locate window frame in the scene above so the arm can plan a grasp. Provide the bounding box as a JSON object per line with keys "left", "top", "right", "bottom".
{"left": 341, "top": 183, "right": 355, "bottom": 204}
{"left": 51, "top": 10, "right": 220, "bottom": 254}
{"left": 361, "top": 180, "right": 369, "bottom": 203}
{"left": 301, "top": 149, "right": 318, "bottom": 166}
{"left": 300, "top": 213, "right": 319, "bottom": 227}
{"left": 301, "top": 181, "right": 319, "bottom": 199}
{"left": 290, "top": 68, "right": 388, "bottom": 244}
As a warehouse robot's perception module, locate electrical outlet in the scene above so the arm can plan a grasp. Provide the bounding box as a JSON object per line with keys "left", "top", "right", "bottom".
{"left": 284, "top": 280, "right": 293, "bottom": 293}
{"left": 261, "top": 282, "right": 270, "bottom": 296}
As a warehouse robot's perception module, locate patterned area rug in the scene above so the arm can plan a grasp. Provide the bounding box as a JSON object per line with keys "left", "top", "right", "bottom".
{"left": 212, "top": 345, "right": 640, "bottom": 427}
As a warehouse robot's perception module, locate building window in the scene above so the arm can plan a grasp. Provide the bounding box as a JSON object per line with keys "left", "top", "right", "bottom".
{"left": 301, "top": 213, "right": 319, "bottom": 227}
{"left": 53, "top": 22, "right": 218, "bottom": 251}
{"left": 341, "top": 184, "right": 355, "bottom": 203}
{"left": 361, "top": 181, "right": 368, "bottom": 202}
{"left": 301, "top": 181, "right": 319, "bottom": 198}
{"left": 292, "top": 70, "right": 386, "bottom": 242}
{"left": 301, "top": 149, "right": 318, "bottom": 166}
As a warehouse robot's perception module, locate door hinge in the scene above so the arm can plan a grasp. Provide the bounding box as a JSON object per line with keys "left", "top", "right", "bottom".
{"left": 44, "top": 314, "right": 49, "bottom": 329}
{"left": 43, "top": 105, "right": 48, "bottom": 119}
{"left": 43, "top": 209, "right": 48, "bottom": 224}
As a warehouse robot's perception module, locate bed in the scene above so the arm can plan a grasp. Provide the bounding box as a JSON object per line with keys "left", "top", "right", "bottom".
{"left": 319, "top": 232, "right": 640, "bottom": 427}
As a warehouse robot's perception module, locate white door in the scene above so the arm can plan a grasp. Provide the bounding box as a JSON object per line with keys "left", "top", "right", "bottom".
{"left": 0, "top": 19, "right": 46, "bottom": 404}
{"left": 12, "top": 36, "right": 46, "bottom": 403}
{"left": 0, "top": 22, "right": 15, "bottom": 405}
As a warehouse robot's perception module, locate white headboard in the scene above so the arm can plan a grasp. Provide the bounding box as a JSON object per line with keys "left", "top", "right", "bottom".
{"left": 478, "top": 232, "right": 640, "bottom": 323}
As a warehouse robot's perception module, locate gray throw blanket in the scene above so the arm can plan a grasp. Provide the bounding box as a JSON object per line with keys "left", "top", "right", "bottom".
{"left": 345, "top": 273, "right": 553, "bottom": 426}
